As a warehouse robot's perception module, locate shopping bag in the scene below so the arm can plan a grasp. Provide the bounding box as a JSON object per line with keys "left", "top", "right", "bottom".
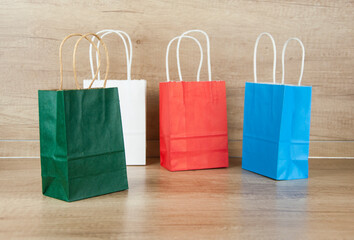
{"left": 38, "top": 33, "right": 128, "bottom": 202}
{"left": 83, "top": 30, "right": 146, "bottom": 165}
{"left": 242, "top": 32, "right": 311, "bottom": 180}
{"left": 160, "top": 30, "right": 229, "bottom": 171}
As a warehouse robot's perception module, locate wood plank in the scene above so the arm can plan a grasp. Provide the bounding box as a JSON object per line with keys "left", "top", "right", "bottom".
{"left": 0, "top": 1, "right": 353, "bottom": 150}
{"left": 1, "top": 140, "right": 353, "bottom": 158}
{"left": 0, "top": 157, "right": 353, "bottom": 239}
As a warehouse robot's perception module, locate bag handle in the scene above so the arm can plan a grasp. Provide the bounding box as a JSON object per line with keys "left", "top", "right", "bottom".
{"left": 176, "top": 30, "right": 212, "bottom": 82}
{"left": 254, "top": 32, "right": 277, "bottom": 84}
{"left": 59, "top": 33, "right": 109, "bottom": 90}
{"left": 74, "top": 33, "right": 109, "bottom": 89}
{"left": 166, "top": 35, "right": 203, "bottom": 82}
{"left": 89, "top": 29, "right": 132, "bottom": 81}
{"left": 60, "top": 33, "right": 95, "bottom": 90}
{"left": 281, "top": 37, "right": 305, "bottom": 86}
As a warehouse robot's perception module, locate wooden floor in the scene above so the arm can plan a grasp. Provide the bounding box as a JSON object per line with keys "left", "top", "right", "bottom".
{"left": 0, "top": 158, "right": 354, "bottom": 239}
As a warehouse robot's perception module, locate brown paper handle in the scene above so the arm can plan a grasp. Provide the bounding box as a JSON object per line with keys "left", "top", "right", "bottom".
{"left": 58, "top": 33, "right": 109, "bottom": 90}
{"left": 73, "top": 33, "right": 109, "bottom": 89}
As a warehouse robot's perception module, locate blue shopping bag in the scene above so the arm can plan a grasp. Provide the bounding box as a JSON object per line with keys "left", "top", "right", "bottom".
{"left": 242, "top": 33, "right": 312, "bottom": 180}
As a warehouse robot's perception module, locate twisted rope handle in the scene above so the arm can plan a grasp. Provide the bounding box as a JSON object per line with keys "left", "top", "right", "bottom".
{"left": 176, "top": 30, "right": 212, "bottom": 82}
{"left": 89, "top": 29, "right": 132, "bottom": 81}
{"left": 253, "top": 32, "right": 277, "bottom": 84}
{"left": 166, "top": 35, "right": 204, "bottom": 82}
{"left": 59, "top": 33, "right": 109, "bottom": 90}
{"left": 281, "top": 37, "right": 305, "bottom": 86}
{"left": 74, "top": 33, "right": 109, "bottom": 89}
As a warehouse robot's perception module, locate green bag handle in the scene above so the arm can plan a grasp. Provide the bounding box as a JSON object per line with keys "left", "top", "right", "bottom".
{"left": 74, "top": 33, "right": 110, "bottom": 89}
{"left": 59, "top": 33, "right": 110, "bottom": 90}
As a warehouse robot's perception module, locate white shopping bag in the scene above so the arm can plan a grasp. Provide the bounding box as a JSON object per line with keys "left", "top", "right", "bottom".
{"left": 84, "top": 29, "right": 146, "bottom": 165}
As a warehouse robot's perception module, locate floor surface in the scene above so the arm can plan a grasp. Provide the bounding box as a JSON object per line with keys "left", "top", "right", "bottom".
{"left": 1, "top": 158, "right": 353, "bottom": 239}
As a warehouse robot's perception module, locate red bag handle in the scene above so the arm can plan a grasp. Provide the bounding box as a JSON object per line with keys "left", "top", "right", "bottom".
{"left": 166, "top": 35, "right": 203, "bottom": 82}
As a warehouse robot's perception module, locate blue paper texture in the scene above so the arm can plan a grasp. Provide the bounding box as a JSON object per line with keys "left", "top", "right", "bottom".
{"left": 242, "top": 82, "right": 312, "bottom": 180}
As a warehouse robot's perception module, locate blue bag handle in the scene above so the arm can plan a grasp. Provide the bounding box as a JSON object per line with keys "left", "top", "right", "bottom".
{"left": 281, "top": 38, "right": 305, "bottom": 86}
{"left": 253, "top": 32, "right": 277, "bottom": 84}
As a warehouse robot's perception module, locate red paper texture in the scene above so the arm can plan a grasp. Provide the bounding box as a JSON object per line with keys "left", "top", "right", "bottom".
{"left": 159, "top": 81, "right": 229, "bottom": 171}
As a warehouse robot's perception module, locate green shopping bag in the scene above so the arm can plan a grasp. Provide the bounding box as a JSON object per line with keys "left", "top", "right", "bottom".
{"left": 38, "top": 33, "right": 128, "bottom": 202}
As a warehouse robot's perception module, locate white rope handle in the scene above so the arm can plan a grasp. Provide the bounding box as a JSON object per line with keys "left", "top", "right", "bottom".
{"left": 177, "top": 30, "right": 212, "bottom": 82}
{"left": 166, "top": 35, "right": 204, "bottom": 82}
{"left": 281, "top": 37, "right": 305, "bottom": 86}
{"left": 254, "top": 32, "right": 277, "bottom": 83}
{"left": 89, "top": 29, "right": 132, "bottom": 81}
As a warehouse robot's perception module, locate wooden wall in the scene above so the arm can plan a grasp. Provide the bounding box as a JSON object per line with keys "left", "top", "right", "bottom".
{"left": 0, "top": 0, "right": 353, "bottom": 158}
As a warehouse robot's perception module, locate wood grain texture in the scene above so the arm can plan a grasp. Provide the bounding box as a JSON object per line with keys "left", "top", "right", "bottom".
{"left": 2, "top": 140, "right": 354, "bottom": 158}
{"left": 0, "top": 157, "right": 354, "bottom": 239}
{"left": 0, "top": 0, "right": 353, "bottom": 156}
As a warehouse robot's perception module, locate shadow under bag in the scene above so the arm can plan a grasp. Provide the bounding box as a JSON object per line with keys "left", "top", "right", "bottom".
{"left": 38, "top": 33, "right": 128, "bottom": 202}
{"left": 242, "top": 33, "right": 311, "bottom": 180}
{"left": 160, "top": 30, "right": 229, "bottom": 171}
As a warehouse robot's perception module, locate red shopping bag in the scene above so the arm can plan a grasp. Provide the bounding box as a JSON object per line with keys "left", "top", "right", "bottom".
{"left": 160, "top": 30, "right": 229, "bottom": 171}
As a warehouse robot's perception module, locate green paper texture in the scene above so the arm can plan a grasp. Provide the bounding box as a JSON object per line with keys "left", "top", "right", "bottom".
{"left": 38, "top": 87, "right": 128, "bottom": 202}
